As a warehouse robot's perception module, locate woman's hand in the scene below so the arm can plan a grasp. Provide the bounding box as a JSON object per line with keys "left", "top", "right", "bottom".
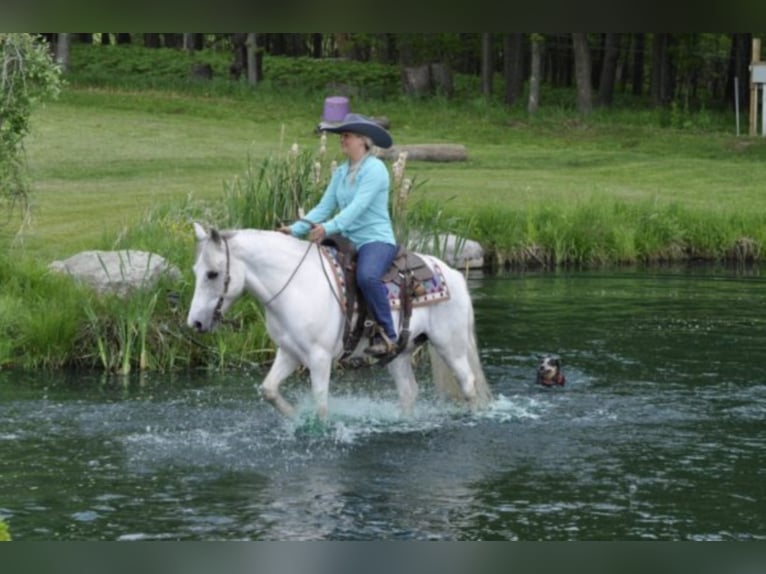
{"left": 308, "top": 224, "right": 326, "bottom": 243}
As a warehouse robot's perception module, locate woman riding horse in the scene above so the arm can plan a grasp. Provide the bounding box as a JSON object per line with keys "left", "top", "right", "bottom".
{"left": 279, "top": 113, "right": 398, "bottom": 357}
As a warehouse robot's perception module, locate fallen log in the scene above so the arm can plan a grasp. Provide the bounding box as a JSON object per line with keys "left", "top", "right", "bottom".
{"left": 378, "top": 143, "right": 468, "bottom": 162}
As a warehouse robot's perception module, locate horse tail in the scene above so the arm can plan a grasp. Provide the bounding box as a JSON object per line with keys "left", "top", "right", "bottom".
{"left": 466, "top": 326, "right": 493, "bottom": 405}
{"left": 428, "top": 345, "right": 462, "bottom": 401}
{"left": 428, "top": 295, "right": 493, "bottom": 406}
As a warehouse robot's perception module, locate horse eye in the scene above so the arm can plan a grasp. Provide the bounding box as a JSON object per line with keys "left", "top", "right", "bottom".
{"left": 206, "top": 270, "right": 219, "bottom": 280}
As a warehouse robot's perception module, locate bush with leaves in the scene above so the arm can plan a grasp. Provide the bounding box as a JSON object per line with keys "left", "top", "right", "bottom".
{"left": 0, "top": 33, "right": 62, "bottom": 217}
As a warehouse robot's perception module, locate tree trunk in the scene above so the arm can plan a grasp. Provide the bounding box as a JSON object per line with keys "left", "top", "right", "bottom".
{"left": 381, "top": 33, "right": 397, "bottom": 65}
{"left": 143, "top": 33, "right": 161, "bottom": 48}
{"left": 528, "top": 35, "right": 543, "bottom": 114}
{"left": 246, "top": 33, "right": 258, "bottom": 86}
{"left": 726, "top": 33, "right": 752, "bottom": 112}
{"left": 312, "top": 33, "right": 322, "bottom": 58}
{"left": 229, "top": 33, "right": 247, "bottom": 80}
{"left": 549, "top": 34, "right": 572, "bottom": 87}
{"left": 630, "top": 33, "right": 645, "bottom": 95}
{"left": 56, "top": 33, "right": 71, "bottom": 72}
{"left": 597, "top": 33, "right": 620, "bottom": 107}
{"left": 183, "top": 33, "right": 203, "bottom": 51}
{"left": 572, "top": 33, "right": 593, "bottom": 114}
{"left": 378, "top": 144, "right": 468, "bottom": 162}
{"left": 162, "top": 34, "right": 183, "bottom": 49}
{"left": 456, "top": 33, "right": 477, "bottom": 74}
{"left": 481, "top": 33, "right": 493, "bottom": 97}
{"left": 503, "top": 33, "right": 524, "bottom": 106}
{"left": 650, "top": 33, "right": 676, "bottom": 106}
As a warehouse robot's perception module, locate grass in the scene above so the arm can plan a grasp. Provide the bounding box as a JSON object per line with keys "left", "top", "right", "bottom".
{"left": 14, "top": 84, "right": 766, "bottom": 264}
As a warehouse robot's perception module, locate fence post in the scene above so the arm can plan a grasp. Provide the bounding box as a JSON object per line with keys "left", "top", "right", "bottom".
{"left": 749, "top": 38, "right": 761, "bottom": 136}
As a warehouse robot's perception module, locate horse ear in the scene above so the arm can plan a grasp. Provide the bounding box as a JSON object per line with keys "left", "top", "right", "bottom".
{"left": 209, "top": 228, "right": 221, "bottom": 243}
{"left": 193, "top": 222, "right": 208, "bottom": 241}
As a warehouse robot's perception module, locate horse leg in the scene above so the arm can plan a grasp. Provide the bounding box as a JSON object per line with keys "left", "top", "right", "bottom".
{"left": 259, "top": 348, "right": 300, "bottom": 418}
{"left": 387, "top": 354, "right": 418, "bottom": 416}
{"left": 307, "top": 353, "right": 333, "bottom": 421}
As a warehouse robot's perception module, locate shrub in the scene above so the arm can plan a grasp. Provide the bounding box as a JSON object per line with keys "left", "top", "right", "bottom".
{"left": 0, "top": 33, "right": 62, "bottom": 215}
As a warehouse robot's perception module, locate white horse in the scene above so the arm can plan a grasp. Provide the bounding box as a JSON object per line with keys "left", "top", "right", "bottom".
{"left": 187, "top": 222, "right": 492, "bottom": 420}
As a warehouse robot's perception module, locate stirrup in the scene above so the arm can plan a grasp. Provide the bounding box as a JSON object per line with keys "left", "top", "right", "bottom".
{"left": 365, "top": 331, "right": 396, "bottom": 357}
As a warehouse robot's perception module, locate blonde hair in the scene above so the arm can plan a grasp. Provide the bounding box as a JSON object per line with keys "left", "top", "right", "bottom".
{"left": 360, "top": 135, "right": 375, "bottom": 151}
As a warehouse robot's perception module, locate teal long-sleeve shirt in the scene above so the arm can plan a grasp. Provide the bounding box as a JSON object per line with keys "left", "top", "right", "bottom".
{"left": 291, "top": 155, "right": 396, "bottom": 249}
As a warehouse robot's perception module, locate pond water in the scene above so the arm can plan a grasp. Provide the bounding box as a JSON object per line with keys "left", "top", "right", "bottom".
{"left": 1, "top": 267, "right": 764, "bottom": 540}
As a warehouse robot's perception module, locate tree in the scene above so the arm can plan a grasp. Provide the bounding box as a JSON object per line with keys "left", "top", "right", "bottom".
{"left": 597, "top": 33, "right": 620, "bottom": 106}
{"left": 651, "top": 33, "right": 675, "bottom": 106}
{"left": 726, "top": 33, "right": 752, "bottom": 112}
{"left": 481, "top": 33, "right": 493, "bottom": 97}
{"left": 55, "top": 33, "right": 71, "bottom": 72}
{"left": 0, "top": 34, "right": 62, "bottom": 218}
{"left": 629, "top": 33, "right": 645, "bottom": 96}
{"left": 143, "top": 33, "right": 161, "bottom": 48}
{"left": 572, "top": 33, "right": 593, "bottom": 114}
{"left": 246, "top": 33, "right": 258, "bottom": 85}
{"left": 528, "top": 34, "right": 544, "bottom": 114}
{"left": 503, "top": 33, "right": 524, "bottom": 106}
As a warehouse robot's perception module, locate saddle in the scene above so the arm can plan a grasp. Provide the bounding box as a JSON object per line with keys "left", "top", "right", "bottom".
{"left": 321, "top": 235, "right": 434, "bottom": 361}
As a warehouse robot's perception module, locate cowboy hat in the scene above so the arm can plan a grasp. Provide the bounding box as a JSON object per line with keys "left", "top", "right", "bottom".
{"left": 317, "top": 113, "right": 393, "bottom": 149}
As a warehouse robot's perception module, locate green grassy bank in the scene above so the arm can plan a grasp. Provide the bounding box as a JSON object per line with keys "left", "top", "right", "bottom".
{"left": 2, "top": 44, "right": 766, "bottom": 373}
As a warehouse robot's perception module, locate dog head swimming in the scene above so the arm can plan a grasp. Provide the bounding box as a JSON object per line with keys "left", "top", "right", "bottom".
{"left": 536, "top": 356, "right": 566, "bottom": 387}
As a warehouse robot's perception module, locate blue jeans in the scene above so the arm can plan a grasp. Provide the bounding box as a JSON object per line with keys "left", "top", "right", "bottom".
{"left": 357, "top": 241, "right": 398, "bottom": 341}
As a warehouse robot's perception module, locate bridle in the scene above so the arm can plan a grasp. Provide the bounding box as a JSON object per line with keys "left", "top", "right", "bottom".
{"left": 212, "top": 235, "right": 231, "bottom": 323}
{"left": 210, "top": 232, "right": 318, "bottom": 323}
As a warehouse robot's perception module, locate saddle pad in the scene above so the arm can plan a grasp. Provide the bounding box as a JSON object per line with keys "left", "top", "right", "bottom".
{"left": 385, "top": 263, "right": 450, "bottom": 309}
{"left": 320, "top": 246, "right": 450, "bottom": 312}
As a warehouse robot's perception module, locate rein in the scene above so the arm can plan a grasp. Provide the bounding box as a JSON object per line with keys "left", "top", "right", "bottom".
{"left": 262, "top": 239, "right": 316, "bottom": 307}
{"left": 212, "top": 229, "right": 337, "bottom": 322}
{"left": 212, "top": 235, "right": 231, "bottom": 322}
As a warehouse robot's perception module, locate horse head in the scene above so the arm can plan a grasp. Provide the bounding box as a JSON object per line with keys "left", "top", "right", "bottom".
{"left": 187, "top": 222, "right": 245, "bottom": 332}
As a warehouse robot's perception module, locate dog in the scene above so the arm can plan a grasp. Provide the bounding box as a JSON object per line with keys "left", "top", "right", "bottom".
{"left": 536, "top": 356, "right": 566, "bottom": 387}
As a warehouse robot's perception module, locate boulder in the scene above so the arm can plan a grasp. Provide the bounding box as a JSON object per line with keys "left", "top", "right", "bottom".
{"left": 49, "top": 250, "right": 180, "bottom": 297}
{"left": 409, "top": 233, "right": 484, "bottom": 269}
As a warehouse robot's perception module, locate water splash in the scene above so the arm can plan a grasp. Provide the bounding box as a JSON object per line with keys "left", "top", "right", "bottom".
{"left": 480, "top": 393, "right": 550, "bottom": 423}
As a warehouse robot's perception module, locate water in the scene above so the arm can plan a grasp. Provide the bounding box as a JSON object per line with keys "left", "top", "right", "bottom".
{"left": 1, "top": 268, "right": 765, "bottom": 540}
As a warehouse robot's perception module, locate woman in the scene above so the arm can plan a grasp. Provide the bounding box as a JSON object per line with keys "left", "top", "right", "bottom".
{"left": 280, "top": 113, "right": 398, "bottom": 357}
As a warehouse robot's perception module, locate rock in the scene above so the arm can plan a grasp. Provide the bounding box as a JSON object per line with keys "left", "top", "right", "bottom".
{"left": 409, "top": 233, "right": 484, "bottom": 269}
{"left": 49, "top": 250, "right": 180, "bottom": 297}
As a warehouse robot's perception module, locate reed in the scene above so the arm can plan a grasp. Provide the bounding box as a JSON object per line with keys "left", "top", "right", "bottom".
{"left": 220, "top": 141, "right": 328, "bottom": 230}
{"left": 0, "top": 253, "right": 85, "bottom": 369}
{"left": 474, "top": 196, "right": 766, "bottom": 268}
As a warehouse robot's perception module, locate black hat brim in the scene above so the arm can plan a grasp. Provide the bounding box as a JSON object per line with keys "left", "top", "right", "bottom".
{"left": 318, "top": 117, "right": 393, "bottom": 149}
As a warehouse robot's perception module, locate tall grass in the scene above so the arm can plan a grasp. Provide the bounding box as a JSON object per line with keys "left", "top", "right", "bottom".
{"left": 0, "top": 254, "right": 84, "bottom": 369}
{"left": 220, "top": 142, "right": 328, "bottom": 230}
{"left": 475, "top": 195, "right": 766, "bottom": 269}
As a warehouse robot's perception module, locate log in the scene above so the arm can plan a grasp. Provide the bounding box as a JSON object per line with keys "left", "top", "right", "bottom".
{"left": 378, "top": 144, "right": 468, "bottom": 162}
